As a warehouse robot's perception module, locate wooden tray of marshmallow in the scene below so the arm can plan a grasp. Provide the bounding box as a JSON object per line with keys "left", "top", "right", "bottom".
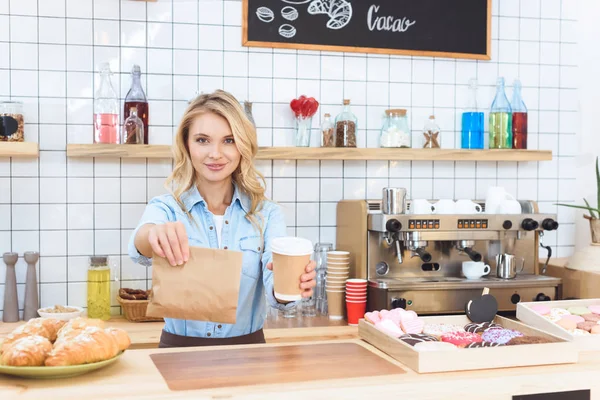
{"left": 517, "top": 299, "right": 600, "bottom": 350}
{"left": 359, "top": 289, "right": 577, "bottom": 373}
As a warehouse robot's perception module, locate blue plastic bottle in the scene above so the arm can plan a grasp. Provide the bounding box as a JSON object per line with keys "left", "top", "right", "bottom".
{"left": 461, "top": 78, "right": 484, "bottom": 149}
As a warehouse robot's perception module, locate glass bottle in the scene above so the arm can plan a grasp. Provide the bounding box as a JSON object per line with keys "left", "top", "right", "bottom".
{"left": 489, "top": 77, "right": 513, "bottom": 149}
{"left": 380, "top": 109, "right": 410, "bottom": 148}
{"left": 0, "top": 101, "right": 24, "bottom": 142}
{"left": 320, "top": 113, "right": 335, "bottom": 147}
{"left": 244, "top": 101, "right": 255, "bottom": 127}
{"left": 94, "top": 63, "right": 120, "bottom": 144}
{"left": 87, "top": 256, "right": 111, "bottom": 320}
{"left": 334, "top": 99, "right": 357, "bottom": 148}
{"left": 124, "top": 65, "right": 149, "bottom": 144}
{"left": 511, "top": 79, "right": 528, "bottom": 149}
{"left": 123, "top": 107, "right": 144, "bottom": 144}
{"left": 423, "top": 115, "right": 440, "bottom": 148}
{"left": 461, "top": 78, "right": 484, "bottom": 149}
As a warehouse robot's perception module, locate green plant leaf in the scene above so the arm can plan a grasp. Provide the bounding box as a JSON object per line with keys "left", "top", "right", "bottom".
{"left": 584, "top": 198, "right": 598, "bottom": 219}
{"left": 556, "top": 203, "right": 600, "bottom": 217}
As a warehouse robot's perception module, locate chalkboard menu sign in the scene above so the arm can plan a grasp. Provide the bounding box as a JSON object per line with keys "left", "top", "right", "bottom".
{"left": 242, "top": 0, "right": 491, "bottom": 60}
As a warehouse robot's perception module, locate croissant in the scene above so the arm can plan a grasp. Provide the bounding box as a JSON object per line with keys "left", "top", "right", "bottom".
{"left": 105, "top": 328, "right": 131, "bottom": 352}
{"left": 1, "top": 320, "right": 52, "bottom": 353}
{"left": 1, "top": 335, "right": 53, "bottom": 366}
{"left": 55, "top": 317, "right": 105, "bottom": 344}
{"left": 35, "top": 318, "right": 66, "bottom": 342}
{"left": 45, "top": 327, "right": 120, "bottom": 367}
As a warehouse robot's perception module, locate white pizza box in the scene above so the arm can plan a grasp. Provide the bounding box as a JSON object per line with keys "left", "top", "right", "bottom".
{"left": 359, "top": 315, "right": 577, "bottom": 374}
{"left": 517, "top": 299, "right": 600, "bottom": 351}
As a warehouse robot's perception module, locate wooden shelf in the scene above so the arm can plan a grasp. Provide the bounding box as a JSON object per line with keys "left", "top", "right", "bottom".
{"left": 0, "top": 142, "right": 39, "bottom": 157}
{"left": 255, "top": 148, "right": 552, "bottom": 161}
{"left": 66, "top": 144, "right": 552, "bottom": 162}
{"left": 67, "top": 144, "right": 172, "bottom": 159}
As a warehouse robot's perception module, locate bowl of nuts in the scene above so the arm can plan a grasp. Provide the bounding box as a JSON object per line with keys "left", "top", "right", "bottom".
{"left": 37, "top": 305, "right": 83, "bottom": 321}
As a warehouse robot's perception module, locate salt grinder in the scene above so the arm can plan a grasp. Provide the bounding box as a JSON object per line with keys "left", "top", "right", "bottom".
{"left": 23, "top": 251, "right": 40, "bottom": 321}
{"left": 2, "top": 252, "right": 19, "bottom": 322}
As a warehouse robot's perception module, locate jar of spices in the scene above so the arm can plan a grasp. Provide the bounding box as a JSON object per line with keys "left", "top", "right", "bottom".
{"left": 320, "top": 113, "right": 335, "bottom": 147}
{"left": 334, "top": 99, "right": 357, "bottom": 147}
{"left": 380, "top": 109, "right": 410, "bottom": 148}
{"left": 0, "top": 101, "right": 24, "bottom": 142}
{"left": 87, "top": 255, "right": 112, "bottom": 321}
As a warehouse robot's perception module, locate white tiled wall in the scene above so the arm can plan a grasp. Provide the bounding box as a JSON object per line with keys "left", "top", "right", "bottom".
{"left": 0, "top": 0, "right": 578, "bottom": 315}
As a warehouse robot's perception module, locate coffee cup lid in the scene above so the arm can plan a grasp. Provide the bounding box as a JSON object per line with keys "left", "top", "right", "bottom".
{"left": 271, "top": 237, "right": 313, "bottom": 256}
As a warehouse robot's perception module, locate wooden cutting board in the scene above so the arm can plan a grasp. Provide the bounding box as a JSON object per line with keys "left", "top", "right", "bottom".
{"left": 150, "top": 342, "right": 405, "bottom": 391}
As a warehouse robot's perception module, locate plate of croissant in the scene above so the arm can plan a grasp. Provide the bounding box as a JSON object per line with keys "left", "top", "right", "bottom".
{"left": 0, "top": 317, "right": 131, "bottom": 379}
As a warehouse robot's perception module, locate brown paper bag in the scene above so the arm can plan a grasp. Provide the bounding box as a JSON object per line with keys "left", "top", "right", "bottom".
{"left": 147, "top": 246, "right": 243, "bottom": 324}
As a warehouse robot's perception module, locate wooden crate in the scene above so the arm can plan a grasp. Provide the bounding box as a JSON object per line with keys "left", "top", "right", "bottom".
{"left": 358, "top": 315, "right": 577, "bottom": 374}
{"left": 517, "top": 299, "right": 600, "bottom": 350}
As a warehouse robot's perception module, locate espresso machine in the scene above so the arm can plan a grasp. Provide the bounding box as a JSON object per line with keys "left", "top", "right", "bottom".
{"left": 336, "top": 189, "right": 561, "bottom": 314}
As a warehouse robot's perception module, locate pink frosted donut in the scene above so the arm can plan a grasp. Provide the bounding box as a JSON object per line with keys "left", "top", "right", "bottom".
{"left": 588, "top": 305, "right": 600, "bottom": 315}
{"left": 530, "top": 305, "right": 551, "bottom": 315}
{"left": 561, "top": 315, "right": 585, "bottom": 324}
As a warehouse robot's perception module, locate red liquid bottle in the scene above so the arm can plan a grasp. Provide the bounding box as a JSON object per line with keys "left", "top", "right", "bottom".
{"left": 511, "top": 80, "right": 528, "bottom": 149}
{"left": 124, "top": 65, "right": 149, "bottom": 144}
{"left": 94, "top": 63, "right": 119, "bottom": 144}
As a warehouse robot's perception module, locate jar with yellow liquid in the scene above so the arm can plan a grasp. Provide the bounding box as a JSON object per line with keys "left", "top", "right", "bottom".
{"left": 87, "top": 256, "right": 112, "bottom": 320}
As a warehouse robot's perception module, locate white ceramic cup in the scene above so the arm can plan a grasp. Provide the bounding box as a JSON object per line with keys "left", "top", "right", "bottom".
{"left": 485, "top": 187, "right": 515, "bottom": 214}
{"left": 455, "top": 199, "right": 483, "bottom": 214}
{"left": 497, "top": 199, "right": 522, "bottom": 214}
{"left": 411, "top": 199, "right": 435, "bottom": 214}
{"left": 434, "top": 199, "right": 456, "bottom": 214}
{"left": 462, "top": 261, "right": 491, "bottom": 280}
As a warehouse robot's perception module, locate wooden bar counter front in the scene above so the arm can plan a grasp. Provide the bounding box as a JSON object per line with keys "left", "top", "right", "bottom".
{"left": 0, "top": 338, "right": 599, "bottom": 400}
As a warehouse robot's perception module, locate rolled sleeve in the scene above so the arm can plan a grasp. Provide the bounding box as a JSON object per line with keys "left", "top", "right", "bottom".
{"left": 128, "top": 197, "right": 174, "bottom": 267}
{"left": 261, "top": 203, "right": 298, "bottom": 311}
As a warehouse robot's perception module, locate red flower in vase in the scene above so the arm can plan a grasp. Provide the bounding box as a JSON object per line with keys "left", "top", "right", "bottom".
{"left": 290, "top": 95, "right": 319, "bottom": 119}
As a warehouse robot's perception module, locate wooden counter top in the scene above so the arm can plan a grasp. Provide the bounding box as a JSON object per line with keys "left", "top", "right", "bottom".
{"left": 0, "top": 340, "right": 598, "bottom": 400}
{"left": 0, "top": 316, "right": 358, "bottom": 349}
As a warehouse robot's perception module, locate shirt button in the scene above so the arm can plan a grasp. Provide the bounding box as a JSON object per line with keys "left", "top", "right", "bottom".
{"left": 224, "top": 246, "right": 228, "bottom": 250}
{"left": 209, "top": 226, "right": 213, "bottom": 230}
{"left": 217, "top": 324, "right": 222, "bottom": 329}
{"left": 207, "top": 332, "right": 211, "bottom": 337}
{"left": 257, "top": 247, "right": 261, "bottom": 251}
{"left": 225, "top": 220, "right": 229, "bottom": 225}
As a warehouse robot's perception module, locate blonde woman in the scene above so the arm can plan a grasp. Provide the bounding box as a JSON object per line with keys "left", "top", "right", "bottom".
{"left": 129, "top": 90, "right": 316, "bottom": 348}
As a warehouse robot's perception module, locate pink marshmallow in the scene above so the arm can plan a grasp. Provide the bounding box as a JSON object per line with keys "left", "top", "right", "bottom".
{"left": 588, "top": 305, "right": 600, "bottom": 315}
{"left": 364, "top": 311, "right": 381, "bottom": 324}
{"left": 375, "top": 319, "right": 404, "bottom": 338}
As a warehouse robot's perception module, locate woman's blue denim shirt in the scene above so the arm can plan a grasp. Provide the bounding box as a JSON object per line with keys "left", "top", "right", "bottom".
{"left": 128, "top": 184, "right": 295, "bottom": 338}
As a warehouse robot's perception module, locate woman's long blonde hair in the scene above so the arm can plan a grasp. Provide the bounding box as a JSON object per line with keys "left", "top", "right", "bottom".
{"left": 166, "top": 90, "right": 268, "bottom": 237}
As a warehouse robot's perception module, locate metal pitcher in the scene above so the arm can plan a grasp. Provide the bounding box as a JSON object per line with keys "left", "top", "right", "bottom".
{"left": 495, "top": 254, "right": 525, "bottom": 279}
{"left": 382, "top": 187, "right": 407, "bottom": 215}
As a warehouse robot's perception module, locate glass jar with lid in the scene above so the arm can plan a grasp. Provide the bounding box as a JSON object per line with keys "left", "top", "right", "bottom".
{"left": 87, "top": 255, "right": 113, "bottom": 320}
{"left": 380, "top": 109, "right": 411, "bottom": 148}
{"left": 334, "top": 99, "right": 358, "bottom": 147}
{"left": 0, "top": 101, "right": 24, "bottom": 142}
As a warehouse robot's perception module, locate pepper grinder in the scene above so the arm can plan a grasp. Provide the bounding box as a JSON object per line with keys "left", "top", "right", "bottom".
{"left": 23, "top": 251, "right": 40, "bottom": 321}
{"left": 2, "top": 252, "right": 19, "bottom": 322}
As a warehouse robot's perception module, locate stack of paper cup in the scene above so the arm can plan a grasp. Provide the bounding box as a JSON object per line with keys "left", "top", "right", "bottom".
{"left": 345, "top": 279, "right": 367, "bottom": 325}
{"left": 325, "top": 251, "right": 350, "bottom": 320}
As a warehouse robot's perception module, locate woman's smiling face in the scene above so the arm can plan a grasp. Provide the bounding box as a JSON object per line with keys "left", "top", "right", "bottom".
{"left": 187, "top": 112, "right": 241, "bottom": 184}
